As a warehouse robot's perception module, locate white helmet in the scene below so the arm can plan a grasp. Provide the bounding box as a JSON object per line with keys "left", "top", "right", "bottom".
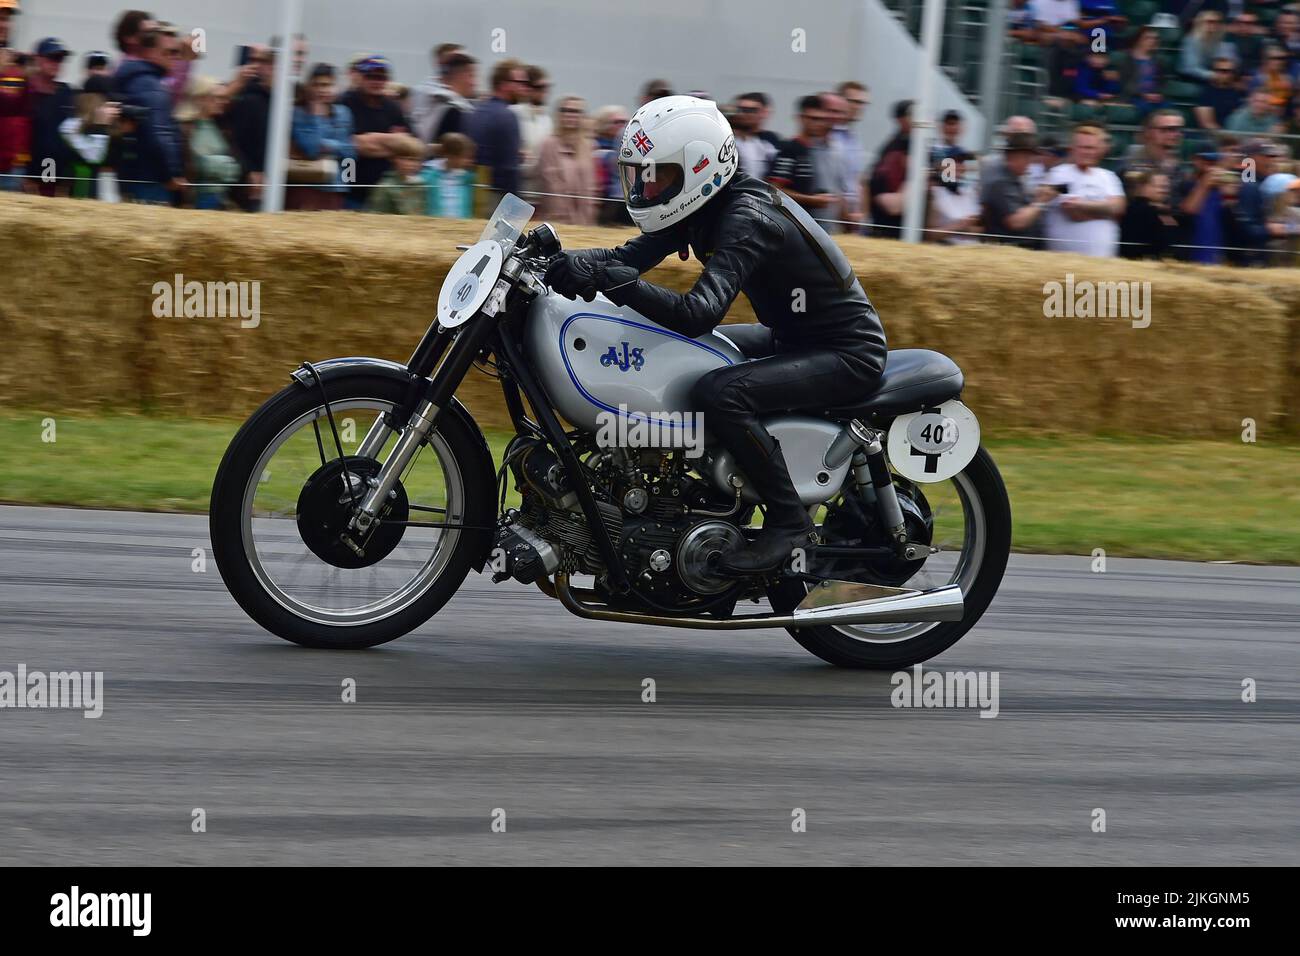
{"left": 617, "top": 95, "right": 738, "bottom": 233}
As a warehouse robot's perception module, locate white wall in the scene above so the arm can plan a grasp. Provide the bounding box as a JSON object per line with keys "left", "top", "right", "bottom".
{"left": 858, "top": 1, "right": 984, "bottom": 156}
{"left": 11, "top": 0, "right": 982, "bottom": 161}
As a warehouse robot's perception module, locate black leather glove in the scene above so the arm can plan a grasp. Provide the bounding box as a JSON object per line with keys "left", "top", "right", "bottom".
{"left": 544, "top": 252, "right": 599, "bottom": 300}
{"left": 545, "top": 253, "right": 638, "bottom": 303}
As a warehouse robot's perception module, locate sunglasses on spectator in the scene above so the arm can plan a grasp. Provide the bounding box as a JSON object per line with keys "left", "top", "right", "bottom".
{"left": 559, "top": 106, "right": 583, "bottom": 114}
{"left": 846, "top": 97, "right": 869, "bottom": 107}
{"left": 737, "top": 105, "right": 760, "bottom": 113}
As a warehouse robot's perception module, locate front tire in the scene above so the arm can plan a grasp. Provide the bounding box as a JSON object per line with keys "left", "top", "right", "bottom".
{"left": 769, "top": 446, "right": 1011, "bottom": 669}
{"left": 210, "top": 372, "right": 494, "bottom": 649}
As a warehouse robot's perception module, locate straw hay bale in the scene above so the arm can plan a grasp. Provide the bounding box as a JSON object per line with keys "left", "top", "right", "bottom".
{"left": 0, "top": 194, "right": 1292, "bottom": 436}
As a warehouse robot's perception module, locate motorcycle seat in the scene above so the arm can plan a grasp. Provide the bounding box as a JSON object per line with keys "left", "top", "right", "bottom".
{"left": 824, "top": 349, "right": 963, "bottom": 418}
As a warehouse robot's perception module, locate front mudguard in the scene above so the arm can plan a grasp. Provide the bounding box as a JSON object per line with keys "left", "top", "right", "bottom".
{"left": 290, "top": 356, "right": 497, "bottom": 570}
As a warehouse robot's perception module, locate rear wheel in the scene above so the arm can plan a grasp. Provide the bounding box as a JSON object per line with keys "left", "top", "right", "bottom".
{"left": 210, "top": 373, "right": 494, "bottom": 649}
{"left": 768, "top": 446, "right": 1010, "bottom": 669}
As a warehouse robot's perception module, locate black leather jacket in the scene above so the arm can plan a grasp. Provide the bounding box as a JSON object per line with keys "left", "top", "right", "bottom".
{"left": 575, "top": 172, "right": 886, "bottom": 367}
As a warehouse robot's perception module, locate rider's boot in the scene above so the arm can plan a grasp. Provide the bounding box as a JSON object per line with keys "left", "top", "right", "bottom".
{"left": 717, "top": 437, "right": 817, "bottom": 576}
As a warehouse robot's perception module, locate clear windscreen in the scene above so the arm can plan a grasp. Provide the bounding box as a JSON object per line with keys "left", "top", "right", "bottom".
{"left": 478, "top": 193, "right": 536, "bottom": 255}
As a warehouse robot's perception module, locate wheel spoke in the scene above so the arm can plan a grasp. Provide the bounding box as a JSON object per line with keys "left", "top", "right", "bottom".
{"left": 803, "top": 470, "right": 985, "bottom": 644}
{"left": 239, "top": 398, "right": 465, "bottom": 626}
{"left": 311, "top": 418, "right": 327, "bottom": 467}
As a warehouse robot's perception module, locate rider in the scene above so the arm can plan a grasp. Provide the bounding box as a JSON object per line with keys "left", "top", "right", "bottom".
{"left": 545, "top": 95, "right": 887, "bottom": 575}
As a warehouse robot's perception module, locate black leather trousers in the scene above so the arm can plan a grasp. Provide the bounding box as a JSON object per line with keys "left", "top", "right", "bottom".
{"left": 690, "top": 324, "right": 885, "bottom": 518}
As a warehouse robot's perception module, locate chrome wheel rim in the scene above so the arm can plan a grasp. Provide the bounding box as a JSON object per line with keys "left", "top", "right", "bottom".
{"left": 239, "top": 399, "right": 464, "bottom": 626}
{"left": 825, "top": 469, "right": 985, "bottom": 645}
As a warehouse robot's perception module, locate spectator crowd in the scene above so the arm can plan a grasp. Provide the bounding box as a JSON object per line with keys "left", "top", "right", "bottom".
{"left": 996, "top": 0, "right": 1300, "bottom": 263}
{"left": 1, "top": 2, "right": 1300, "bottom": 265}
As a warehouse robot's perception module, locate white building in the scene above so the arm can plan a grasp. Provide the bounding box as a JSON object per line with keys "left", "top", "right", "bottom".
{"left": 9, "top": 0, "right": 980, "bottom": 160}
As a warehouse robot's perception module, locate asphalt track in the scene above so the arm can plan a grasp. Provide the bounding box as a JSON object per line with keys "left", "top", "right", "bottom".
{"left": 1, "top": 504, "right": 1296, "bottom": 865}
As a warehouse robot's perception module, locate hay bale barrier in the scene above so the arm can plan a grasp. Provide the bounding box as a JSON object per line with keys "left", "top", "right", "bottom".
{"left": 0, "top": 193, "right": 1294, "bottom": 437}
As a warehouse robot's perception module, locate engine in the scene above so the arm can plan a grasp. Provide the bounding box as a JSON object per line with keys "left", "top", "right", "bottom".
{"left": 493, "top": 436, "right": 746, "bottom": 609}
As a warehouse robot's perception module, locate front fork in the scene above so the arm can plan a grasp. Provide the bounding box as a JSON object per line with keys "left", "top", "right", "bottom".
{"left": 350, "top": 398, "right": 439, "bottom": 533}
{"left": 356, "top": 414, "right": 393, "bottom": 460}
{"left": 346, "top": 274, "right": 514, "bottom": 534}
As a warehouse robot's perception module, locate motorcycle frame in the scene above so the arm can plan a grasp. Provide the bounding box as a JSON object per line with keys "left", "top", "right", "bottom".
{"left": 397, "top": 288, "right": 634, "bottom": 593}
{"left": 358, "top": 264, "right": 903, "bottom": 598}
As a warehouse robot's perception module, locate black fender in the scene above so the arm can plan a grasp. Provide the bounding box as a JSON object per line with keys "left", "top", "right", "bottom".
{"left": 290, "top": 356, "right": 497, "bottom": 570}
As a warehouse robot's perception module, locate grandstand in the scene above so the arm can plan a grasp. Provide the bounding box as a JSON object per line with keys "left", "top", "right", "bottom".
{"left": 882, "top": 0, "right": 1298, "bottom": 166}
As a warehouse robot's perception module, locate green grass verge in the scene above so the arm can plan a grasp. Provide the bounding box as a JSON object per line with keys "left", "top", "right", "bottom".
{"left": 1, "top": 413, "right": 1296, "bottom": 564}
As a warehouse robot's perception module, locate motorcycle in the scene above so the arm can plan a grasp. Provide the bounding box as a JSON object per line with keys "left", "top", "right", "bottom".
{"left": 210, "top": 194, "right": 1011, "bottom": 668}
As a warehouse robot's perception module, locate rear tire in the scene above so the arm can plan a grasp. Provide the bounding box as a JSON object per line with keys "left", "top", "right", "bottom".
{"left": 769, "top": 446, "right": 1011, "bottom": 669}
{"left": 210, "top": 373, "right": 494, "bottom": 649}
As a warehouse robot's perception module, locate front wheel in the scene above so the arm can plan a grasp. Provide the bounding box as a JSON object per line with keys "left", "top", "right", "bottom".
{"left": 769, "top": 445, "right": 1011, "bottom": 669}
{"left": 209, "top": 372, "right": 494, "bottom": 649}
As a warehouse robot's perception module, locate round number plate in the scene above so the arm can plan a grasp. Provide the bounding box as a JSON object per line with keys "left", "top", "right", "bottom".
{"left": 437, "top": 240, "right": 504, "bottom": 329}
{"left": 886, "top": 400, "right": 980, "bottom": 483}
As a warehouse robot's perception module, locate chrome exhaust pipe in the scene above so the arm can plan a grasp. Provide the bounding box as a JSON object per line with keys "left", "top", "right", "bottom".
{"left": 551, "top": 575, "right": 964, "bottom": 630}
{"left": 792, "top": 579, "right": 965, "bottom": 626}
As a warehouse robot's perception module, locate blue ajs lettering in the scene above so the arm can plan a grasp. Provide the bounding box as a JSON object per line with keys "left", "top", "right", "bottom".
{"left": 600, "top": 342, "right": 645, "bottom": 372}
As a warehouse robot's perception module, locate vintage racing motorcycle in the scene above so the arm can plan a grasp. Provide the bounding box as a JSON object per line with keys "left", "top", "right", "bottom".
{"left": 210, "top": 195, "right": 1011, "bottom": 668}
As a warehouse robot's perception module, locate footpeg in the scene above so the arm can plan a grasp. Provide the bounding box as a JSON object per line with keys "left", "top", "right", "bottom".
{"left": 897, "top": 540, "right": 940, "bottom": 561}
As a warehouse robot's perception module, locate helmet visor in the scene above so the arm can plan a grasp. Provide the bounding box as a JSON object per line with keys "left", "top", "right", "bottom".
{"left": 619, "top": 161, "right": 684, "bottom": 209}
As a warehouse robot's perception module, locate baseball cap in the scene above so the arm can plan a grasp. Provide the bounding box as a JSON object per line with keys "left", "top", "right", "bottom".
{"left": 82, "top": 74, "right": 113, "bottom": 96}
{"left": 356, "top": 56, "right": 391, "bottom": 76}
{"left": 1245, "top": 138, "right": 1284, "bottom": 157}
{"left": 933, "top": 144, "right": 974, "bottom": 163}
{"left": 1261, "top": 172, "right": 1297, "bottom": 202}
{"left": 35, "top": 37, "right": 70, "bottom": 59}
{"left": 85, "top": 50, "right": 110, "bottom": 70}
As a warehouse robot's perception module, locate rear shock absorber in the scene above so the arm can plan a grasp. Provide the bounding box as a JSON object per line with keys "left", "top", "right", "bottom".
{"left": 827, "top": 419, "right": 908, "bottom": 549}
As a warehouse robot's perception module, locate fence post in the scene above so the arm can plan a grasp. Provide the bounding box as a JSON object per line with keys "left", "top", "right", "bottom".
{"left": 262, "top": 0, "right": 303, "bottom": 213}
{"left": 980, "top": 0, "right": 1009, "bottom": 151}
{"left": 902, "top": 0, "right": 947, "bottom": 243}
